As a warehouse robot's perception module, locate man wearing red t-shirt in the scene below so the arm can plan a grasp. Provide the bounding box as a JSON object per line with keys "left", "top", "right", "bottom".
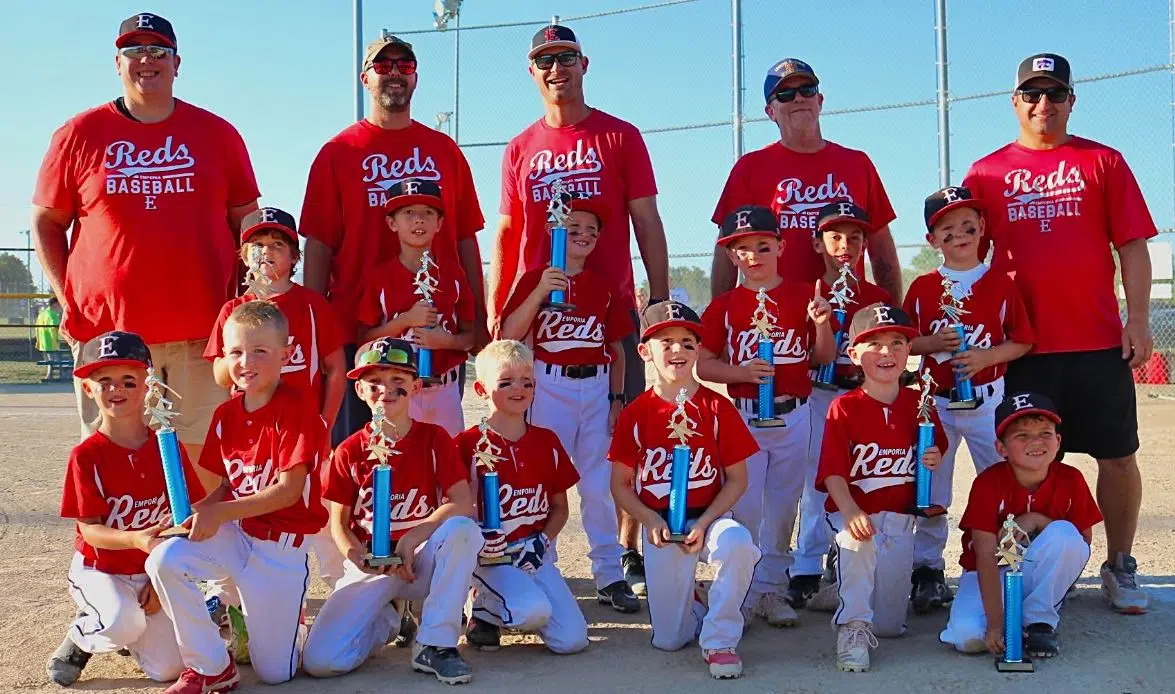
{"left": 711, "top": 59, "right": 902, "bottom": 303}
{"left": 963, "top": 53, "right": 1156, "bottom": 614}
{"left": 32, "top": 13, "right": 260, "bottom": 465}
{"left": 300, "top": 35, "right": 486, "bottom": 446}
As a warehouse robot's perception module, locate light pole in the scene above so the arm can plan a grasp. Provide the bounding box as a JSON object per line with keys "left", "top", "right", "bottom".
{"left": 353, "top": 0, "right": 364, "bottom": 121}
{"left": 434, "top": 0, "right": 464, "bottom": 143}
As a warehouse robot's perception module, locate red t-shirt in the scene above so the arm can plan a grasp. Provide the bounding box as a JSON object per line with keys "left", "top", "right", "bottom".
{"left": 957, "top": 460, "right": 1102, "bottom": 572}
{"left": 963, "top": 137, "right": 1157, "bottom": 353}
{"left": 455, "top": 424, "right": 580, "bottom": 543}
{"left": 205, "top": 284, "right": 344, "bottom": 409}
{"left": 198, "top": 384, "right": 327, "bottom": 537}
{"left": 816, "top": 387, "right": 948, "bottom": 515}
{"left": 322, "top": 422, "right": 466, "bottom": 543}
{"left": 356, "top": 258, "right": 473, "bottom": 375}
{"left": 903, "top": 268, "right": 1034, "bottom": 388}
{"left": 299, "top": 120, "right": 484, "bottom": 337}
{"left": 496, "top": 109, "right": 658, "bottom": 315}
{"left": 814, "top": 277, "right": 892, "bottom": 384}
{"left": 60, "top": 431, "right": 205, "bottom": 575}
{"left": 609, "top": 387, "right": 759, "bottom": 512}
{"left": 500, "top": 268, "right": 631, "bottom": 366}
{"left": 712, "top": 141, "right": 895, "bottom": 284}
{"left": 33, "top": 100, "right": 260, "bottom": 344}
{"left": 701, "top": 282, "right": 818, "bottom": 400}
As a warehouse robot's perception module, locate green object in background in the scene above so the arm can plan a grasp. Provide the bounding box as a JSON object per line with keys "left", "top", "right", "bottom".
{"left": 227, "top": 605, "right": 250, "bottom": 665}
{"left": 34, "top": 305, "right": 60, "bottom": 353}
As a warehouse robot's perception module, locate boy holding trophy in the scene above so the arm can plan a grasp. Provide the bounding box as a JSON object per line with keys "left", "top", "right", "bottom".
{"left": 609, "top": 301, "right": 760, "bottom": 679}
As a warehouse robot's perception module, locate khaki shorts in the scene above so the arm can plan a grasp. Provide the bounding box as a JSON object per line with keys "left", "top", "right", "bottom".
{"left": 71, "top": 338, "right": 228, "bottom": 446}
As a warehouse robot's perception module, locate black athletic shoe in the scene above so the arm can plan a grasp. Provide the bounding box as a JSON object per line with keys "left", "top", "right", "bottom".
{"left": 1025, "top": 623, "right": 1059, "bottom": 658}
{"left": 46, "top": 635, "right": 91, "bottom": 686}
{"left": 785, "top": 574, "right": 821, "bottom": 609}
{"left": 465, "top": 617, "right": 501, "bottom": 652}
{"left": 910, "top": 566, "right": 954, "bottom": 614}
{"left": 622, "top": 550, "right": 647, "bottom": 596}
{"left": 392, "top": 605, "right": 418, "bottom": 648}
{"left": 597, "top": 580, "right": 641, "bottom": 613}
{"left": 412, "top": 643, "right": 473, "bottom": 685}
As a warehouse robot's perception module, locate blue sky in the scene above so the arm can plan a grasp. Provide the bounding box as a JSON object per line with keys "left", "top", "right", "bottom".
{"left": 1, "top": 0, "right": 1172, "bottom": 291}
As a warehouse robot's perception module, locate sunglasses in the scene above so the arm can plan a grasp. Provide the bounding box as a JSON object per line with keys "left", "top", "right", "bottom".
{"left": 532, "top": 50, "right": 581, "bottom": 70}
{"left": 1016, "top": 86, "right": 1072, "bottom": 104}
{"left": 772, "top": 84, "right": 819, "bottom": 103}
{"left": 371, "top": 58, "right": 418, "bottom": 75}
{"left": 118, "top": 45, "right": 174, "bottom": 60}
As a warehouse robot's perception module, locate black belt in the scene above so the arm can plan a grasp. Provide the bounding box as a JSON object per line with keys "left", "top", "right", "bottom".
{"left": 544, "top": 363, "right": 607, "bottom": 379}
{"left": 733, "top": 395, "right": 808, "bottom": 416}
{"left": 834, "top": 375, "right": 863, "bottom": 391}
{"left": 935, "top": 380, "right": 999, "bottom": 404}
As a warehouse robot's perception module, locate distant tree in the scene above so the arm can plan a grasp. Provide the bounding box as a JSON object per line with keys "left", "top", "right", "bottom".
{"left": 0, "top": 253, "right": 37, "bottom": 322}
{"left": 642, "top": 265, "right": 711, "bottom": 312}
{"left": 910, "top": 246, "right": 940, "bottom": 275}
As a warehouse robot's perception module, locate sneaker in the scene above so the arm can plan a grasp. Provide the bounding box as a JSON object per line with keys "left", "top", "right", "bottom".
{"left": 46, "top": 635, "right": 91, "bottom": 687}
{"left": 836, "top": 621, "right": 878, "bottom": 673}
{"left": 754, "top": 592, "right": 799, "bottom": 627}
{"left": 785, "top": 574, "right": 821, "bottom": 609}
{"left": 164, "top": 661, "right": 239, "bottom": 694}
{"left": 597, "top": 580, "right": 641, "bottom": 613}
{"left": 622, "top": 550, "right": 647, "bottom": 596}
{"left": 1100, "top": 553, "right": 1149, "bottom": 614}
{"left": 807, "top": 581, "right": 840, "bottom": 613}
{"left": 465, "top": 616, "right": 501, "bottom": 652}
{"left": 411, "top": 643, "right": 473, "bottom": 685}
{"left": 957, "top": 638, "right": 988, "bottom": 654}
{"left": 702, "top": 647, "right": 743, "bottom": 679}
{"left": 1025, "top": 623, "right": 1059, "bottom": 658}
{"left": 823, "top": 546, "right": 838, "bottom": 584}
{"left": 392, "top": 605, "right": 418, "bottom": 648}
{"left": 910, "top": 566, "right": 953, "bottom": 614}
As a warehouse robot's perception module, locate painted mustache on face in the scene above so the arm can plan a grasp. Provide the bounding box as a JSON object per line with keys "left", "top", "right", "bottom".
{"left": 393, "top": 387, "right": 409, "bottom": 397}
{"left": 941, "top": 226, "right": 978, "bottom": 244}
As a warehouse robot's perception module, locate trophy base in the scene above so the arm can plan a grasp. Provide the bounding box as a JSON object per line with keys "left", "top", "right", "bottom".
{"left": 478, "top": 554, "right": 514, "bottom": 567}
{"left": 995, "top": 657, "right": 1034, "bottom": 673}
{"left": 947, "top": 398, "right": 979, "bottom": 411}
{"left": 749, "top": 417, "right": 788, "bottom": 428}
{"left": 542, "top": 301, "right": 576, "bottom": 312}
{"left": 910, "top": 504, "right": 947, "bottom": 518}
{"left": 418, "top": 375, "right": 441, "bottom": 386}
{"left": 364, "top": 553, "right": 403, "bottom": 568}
{"left": 159, "top": 525, "right": 190, "bottom": 538}
{"left": 811, "top": 380, "right": 840, "bottom": 392}
{"left": 667, "top": 533, "right": 689, "bottom": 543}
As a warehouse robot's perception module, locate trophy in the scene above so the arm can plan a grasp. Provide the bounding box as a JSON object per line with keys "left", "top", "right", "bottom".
{"left": 365, "top": 403, "right": 403, "bottom": 568}
{"left": 995, "top": 514, "right": 1035, "bottom": 673}
{"left": 813, "top": 263, "right": 857, "bottom": 390}
{"left": 243, "top": 245, "right": 273, "bottom": 300}
{"left": 412, "top": 250, "right": 441, "bottom": 384}
{"left": 144, "top": 369, "right": 191, "bottom": 537}
{"left": 473, "top": 418, "right": 512, "bottom": 566}
{"left": 665, "top": 388, "right": 699, "bottom": 542}
{"left": 748, "top": 288, "right": 786, "bottom": 428}
{"left": 913, "top": 369, "right": 945, "bottom": 517}
{"left": 940, "top": 277, "right": 977, "bottom": 410}
{"left": 543, "top": 179, "right": 575, "bottom": 312}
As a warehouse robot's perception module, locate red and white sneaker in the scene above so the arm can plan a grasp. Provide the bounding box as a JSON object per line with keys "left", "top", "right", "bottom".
{"left": 702, "top": 647, "right": 743, "bottom": 679}
{"left": 164, "top": 661, "right": 239, "bottom": 694}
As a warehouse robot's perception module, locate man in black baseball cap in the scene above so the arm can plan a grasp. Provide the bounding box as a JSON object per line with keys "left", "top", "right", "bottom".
{"left": 528, "top": 24, "right": 582, "bottom": 60}
{"left": 1014, "top": 53, "right": 1071, "bottom": 91}
{"left": 116, "top": 12, "right": 177, "bottom": 49}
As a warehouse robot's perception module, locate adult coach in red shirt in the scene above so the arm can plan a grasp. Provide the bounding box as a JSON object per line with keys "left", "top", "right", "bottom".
{"left": 300, "top": 35, "right": 485, "bottom": 445}
{"left": 32, "top": 13, "right": 260, "bottom": 467}
{"left": 964, "top": 53, "right": 1157, "bottom": 614}
{"left": 711, "top": 59, "right": 903, "bottom": 302}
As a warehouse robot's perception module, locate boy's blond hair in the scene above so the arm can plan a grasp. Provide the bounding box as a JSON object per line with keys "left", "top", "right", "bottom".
{"left": 227, "top": 300, "right": 290, "bottom": 342}
{"left": 474, "top": 339, "right": 534, "bottom": 384}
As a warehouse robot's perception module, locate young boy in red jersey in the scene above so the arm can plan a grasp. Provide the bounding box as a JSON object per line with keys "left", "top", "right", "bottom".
{"left": 357, "top": 179, "right": 473, "bottom": 437}
{"left": 498, "top": 191, "right": 637, "bottom": 613}
{"left": 147, "top": 302, "right": 329, "bottom": 692}
{"left": 815, "top": 304, "right": 946, "bottom": 672}
{"left": 940, "top": 392, "right": 1101, "bottom": 658}
{"left": 698, "top": 205, "right": 834, "bottom": 627}
{"left": 47, "top": 331, "right": 205, "bottom": 688}
{"left": 903, "top": 186, "right": 1034, "bottom": 613}
{"left": 457, "top": 340, "right": 590, "bottom": 654}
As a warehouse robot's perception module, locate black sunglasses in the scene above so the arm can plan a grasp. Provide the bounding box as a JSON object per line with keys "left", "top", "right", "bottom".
{"left": 772, "top": 84, "right": 819, "bottom": 103}
{"left": 533, "top": 50, "right": 581, "bottom": 70}
{"left": 1016, "top": 86, "right": 1072, "bottom": 104}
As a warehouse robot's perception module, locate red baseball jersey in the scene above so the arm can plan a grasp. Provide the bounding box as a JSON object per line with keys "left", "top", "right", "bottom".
{"left": 496, "top": 109, "right": 658, "bottom": 315}
{"left": 299, "top": 120, "right": 484, "bottom": 337}
{"left": 958, "top": 460, "right": 1102, "bottom": 572}
{"left": 357, "top": 258, "right": 474, "bottom": 375}
{"left": 322, "top": 421, "right": 467, "bottom": 543}
{"left": 500, "top": 267, "right": 631, "bottom": 366}
{"left": 455, "top": 424, "right": 580, "bottom": 543}
{"left": 903, "top": 268, "right": 1034, "bottom": 388}
{"left": 701, "top": 282, "right": 818, "bottom": 400}
{"left": 198, "top": 384, "right": 328, "bottom": 537}
{"left": 964, "top": 137, "right": 1157, "bottom": 353}
{"left": 712, "top": 141, "right": 895, "bottom": 284}
{"left": 33, "top": 100, "right": 260, "bottom": 345}
{"left": 609, "top": 387, "right": 759, "bottom": 512}
{"left": 205, "top": 283, "right": 345, "bottom": 409}
{"left": 60, "top": 431, "right": 205, "bottom": 575}
{"left": 815, "top": 276, "right": 892, "bottom": 383}
{"left": 816, "top": 387, "right": 948, "bottom": 515}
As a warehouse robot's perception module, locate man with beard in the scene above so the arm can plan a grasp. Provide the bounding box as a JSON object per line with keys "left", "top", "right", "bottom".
{"left": 301, "top": 35, "right": 486, "bottom": 447}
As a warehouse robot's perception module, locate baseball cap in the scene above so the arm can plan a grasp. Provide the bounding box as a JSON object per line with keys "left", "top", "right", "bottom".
{"left": 529, "top": 24, "right": 581, "bottom": 60}
{"left": 347, "top": 338, "right": 419, "bottom": 380}
{"left": 816, "top": 201, "right": 872, "bottom": 234}
{"left": 73, "top": 331, "right": 153, "bottom": 379}
{"left": 763, "top": 58, "right": 819, "bottom": 103}
{"left": 639, "top": 300, "right": 703, "bottom": 342}
{"left": 995, "top": 391, "right": 1062, "bottom": 438}
{"left": 116, "top": 13, "right": 177, "bottom": 49}
{"left": 716, "top": 205, "right": 778, "bottom": 247}
{"left": 241, "top": 207, "right": 298, "bottom": 245}
{"left": 363, "top": 35, "right": 415, "bottom": 72}
{"left": 923, "top": 186, "right": 984, "bottom": 231}
{"left": 847, "top": 303, "right": 918, "bottom": 346}
{"left": 564, "top": 192, "right": 607, "bottom": 229}
{"left": 1015, "top": 53, "right": 1072, "bottom": 90}
{"left": 384, "top": 179, "right": 445, "bottom": 215}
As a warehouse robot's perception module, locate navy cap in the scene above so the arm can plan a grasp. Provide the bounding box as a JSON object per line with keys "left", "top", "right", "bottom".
{"left": 241, "top": 207, "right": 298, "bottom": 245}
{"left": 924, "top": 186, "right": 984, "bottom": 230}
{"left": 74, "top": 331, "right": 153, "bottom": 379}
{"left": 848, "top": 303, "right": 918, "bottom": 346}
{"left": 639, "top": 301, "right": 703, "bottom": 342}
{"left": 717, "top": 205, "right": 778, "bottom": 246}
{"left": 763, "top": 58, "right": 819, "bottom": 102}
{"left": 529, "top": 24, "right": 581, "bottom": 59}
{"left": 384, "top": 179, "right": 445, "bottom": 215}
{"left": 116, "top": 13, "right": 176, "bottom": 49}
{"left": 995, "top": 391, "right": 1062, "bottom": 437}
{"left": 348, "top": 337, "right": 419, "bottom": 379}
{"left": 816, "top": 201, "right": 872, "bottom": 234}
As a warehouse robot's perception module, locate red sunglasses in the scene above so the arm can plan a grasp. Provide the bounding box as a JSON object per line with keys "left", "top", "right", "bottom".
{"left": 371, "top": 58, "right": 417, "bottom": 76}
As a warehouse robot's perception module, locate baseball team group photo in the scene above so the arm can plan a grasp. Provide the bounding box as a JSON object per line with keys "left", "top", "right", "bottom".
{"left": 4, "top": 2, "right": 1174, "bottom": 693}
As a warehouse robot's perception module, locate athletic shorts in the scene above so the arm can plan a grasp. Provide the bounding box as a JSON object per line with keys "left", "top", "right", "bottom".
{"left": 621, "top": 310, "right": 645, "bottom": 403}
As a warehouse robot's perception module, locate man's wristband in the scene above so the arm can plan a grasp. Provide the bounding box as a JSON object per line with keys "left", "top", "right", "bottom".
{"left": 608, "top": 392, "right": 627, "bottom": 405}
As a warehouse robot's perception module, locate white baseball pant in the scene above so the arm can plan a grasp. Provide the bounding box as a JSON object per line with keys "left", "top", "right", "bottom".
{"left": 940, "top": 520, "right": 1090, "bottom": 649}
{"left": 65, "top": 552, "right": 184, "bottom": 682}
{"left": 529, "top": 361, "right": 624, "bottom": 589}
{"left": 146, "top": 524, "right": 310, "bottom": 683}
{"left": 643, "top": 517, "right": 759, "bottom": 651}
{"left": 471, "top": 560, "right": 589, "bottom": 654}
{"left": 794, "top": 386, "right": 840, "bottom": 577}
{"left": 302, "top": 516, "right": 481, "bottom": 677}
{"left": 827, "top": 510, "right": 915, "bottom": 637}
{"left": 411, "top": 369, "right": 465, "bottom": 437}
{"left": 914, "top": 378, "right": 1005, "bottom": 571}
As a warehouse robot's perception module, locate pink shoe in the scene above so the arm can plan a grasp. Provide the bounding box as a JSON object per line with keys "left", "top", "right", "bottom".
{"left": 164, "top": 661, "right": 239, "bottom": 694}
{"left": 702, "top": 647, "right": 743, "bottom": 679}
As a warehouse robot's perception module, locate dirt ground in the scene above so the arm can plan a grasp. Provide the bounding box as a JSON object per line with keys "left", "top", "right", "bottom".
{"left": 1, "top": 386, "right": 1172, "bottom": 693}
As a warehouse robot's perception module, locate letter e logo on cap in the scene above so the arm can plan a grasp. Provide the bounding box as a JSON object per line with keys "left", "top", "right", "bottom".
{"left": 942, "top": 188, "right": 961, "bottom": 203}
{"left": 136, "top": 13, "right": 154, "bottom": 28}
{"left": 259, "top": 208, "right": 278, "bottom": 223}
{"left": 97, "top": 335, "right": 119, "bottom": 359}
{"left": 837, "top": 202, "right": 853, "bottom": 217}
{"left": 403, "top": 180, "right": 420, "bottom": 195}
{"left": 665, "top": 303, "right": 682, "bottom": 320}
{"left": 733, "top": 210, "right": 751, "bottom": 230}
{"left": 1011, "top": 394, "right": 1032, "bottom": 411}
{"left": 1032, "top": 57, "right": 1055, "bottom": 72}
{"left": 872, "top": 305, "right": 893, "bottom": 325}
